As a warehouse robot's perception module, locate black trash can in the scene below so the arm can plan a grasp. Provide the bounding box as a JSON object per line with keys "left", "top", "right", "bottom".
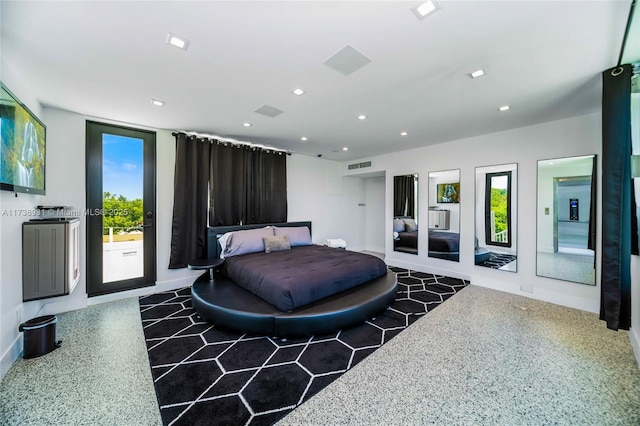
{"left": 18, "top": 315, "right": 62, "bottom": 359}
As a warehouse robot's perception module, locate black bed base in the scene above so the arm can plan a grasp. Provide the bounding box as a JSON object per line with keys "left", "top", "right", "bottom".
{"left": 191, "top": 271, "right": 398, "bottom": 337}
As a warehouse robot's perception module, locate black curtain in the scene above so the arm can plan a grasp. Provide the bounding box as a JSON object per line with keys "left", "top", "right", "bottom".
{"left": 245, "top": 148, "right": 287, "bottom": 224}
{"left": 394, "top": 175, "right": 415, "bottom": 218}
{"left": 210, "top": 143, "right": 287, "bottom": 226}
{"left": 600, "top": 64, "right": 632, "bottom": 331}
{"left": 209, "top": 143, "right": 246, "bottom": 226}
{"left": 169, "top": 134, "right": 211, "bottom": 268}
{"left": 587, "top": 157, "right": 597, "bottom": 252}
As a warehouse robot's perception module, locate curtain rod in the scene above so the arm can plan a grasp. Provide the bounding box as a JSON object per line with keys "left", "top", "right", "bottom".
{"left": 171, "top": 131, "right": 292, "bottom": 155}
{"left": 618, "top": 0, "right": 637, "bottom": 67}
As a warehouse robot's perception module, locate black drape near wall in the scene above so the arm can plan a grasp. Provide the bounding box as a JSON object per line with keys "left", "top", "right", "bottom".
{"left": 600, "top": 64, "right": 633, "bottom": 330}
{"left": 588, "top": 158, "right": 597, "bottom": 253}
{"left": 209, "top": 143, "right": 247, "bottom": 226}
{"left": 394, "top": 175, "right": 415, "bottom": 218}
{"left": 169, "top": 134, "right": 211, "bottom": 268}
{"left": 245, "top": 149, "right": 287, "bottom": 224}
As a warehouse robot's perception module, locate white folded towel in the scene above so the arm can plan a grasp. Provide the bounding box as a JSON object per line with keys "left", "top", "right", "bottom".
{"left": 326, "top": 238, "right": 347, "bottom": 249}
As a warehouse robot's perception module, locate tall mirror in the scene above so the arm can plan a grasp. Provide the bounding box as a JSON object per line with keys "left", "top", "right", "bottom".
{"left": 428, "top": 169, "right": 460, "bottom": 261}
{"left": 537, "top": 155, "right": 596, "bottom": 285}
{"left": 393, "top": 174, "right": 419, "bottom": 254}
{"left": 475, "top": 164, "right": 518, "bottom": 271}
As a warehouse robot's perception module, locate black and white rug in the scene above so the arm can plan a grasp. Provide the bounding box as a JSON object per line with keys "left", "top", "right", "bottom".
{"left": 139, "top": 268, "right": 468, "bottom": 426}
{"left": 477, "top": 252, "right": 517, "bottom": 269}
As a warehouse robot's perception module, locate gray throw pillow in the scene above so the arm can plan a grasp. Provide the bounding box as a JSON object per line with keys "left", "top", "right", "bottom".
{"left": 393, "top": 219, "right": 406, "bottom": 233}
{"left": 263, "top": 234, "right": 291, "bottom": 253}
{"left": 403, "top": 218, "right": 417, "bottom": 232}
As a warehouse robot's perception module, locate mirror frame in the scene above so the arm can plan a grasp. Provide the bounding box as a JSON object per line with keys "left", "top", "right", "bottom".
{"left": 428, "top": 169, "right": 460, "bottom": 262}
{"left": 393, "top": 173, "right": 419, "bottom": 255}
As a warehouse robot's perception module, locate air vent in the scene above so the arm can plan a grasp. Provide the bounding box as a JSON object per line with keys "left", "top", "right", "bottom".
{"left": 359, "top": 161, "right": 372, "bottom": 168}
{"left": 348, "top": 163, "right": 360, "bottom": 170}
{"left": 324, "top": 45, "right": 372, "bottom": 76}
{"left": 254, "top": 105, "right": 284, "bottom": 118}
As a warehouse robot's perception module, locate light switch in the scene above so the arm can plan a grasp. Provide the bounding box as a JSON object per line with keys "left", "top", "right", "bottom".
{"left": 544, "top": 207, "right": 550, "bottom": 215}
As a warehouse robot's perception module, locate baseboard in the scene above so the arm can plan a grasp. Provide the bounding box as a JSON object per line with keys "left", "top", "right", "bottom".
{"left": 155, "top": 275, "right": 202, "bottom": 293}
{"left": 630, "top": 326, "right": 640, "bottom": 367}
{"left": 384, "top": 258, "right": 471, "bottom": 281}
{"left": 1, "top": 335, "right": 22, "bottom": 381}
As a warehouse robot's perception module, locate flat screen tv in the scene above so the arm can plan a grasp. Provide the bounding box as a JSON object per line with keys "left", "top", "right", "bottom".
{"left": 436, "top": 182, "right": 459, "bottom": 203}
{"left": 0, "top": 83, "right": 46, "bottom": 195}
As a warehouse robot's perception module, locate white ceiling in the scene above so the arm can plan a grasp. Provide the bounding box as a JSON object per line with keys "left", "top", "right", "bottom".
{"left": 1, "top": 1, "right": 632, "bottom": 161}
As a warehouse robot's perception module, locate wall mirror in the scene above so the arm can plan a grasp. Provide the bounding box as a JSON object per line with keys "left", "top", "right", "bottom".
{"left": 393, "top": 174, "right": 419, "bottom": 254}
{"left": 475, "top": 164, "right": 518, "bottom": 272}
{"left": 428, "top": 169, "right": 460, "bottom": 262}
{"left": 536, "top": 155, "right": 596, "bottom": 285}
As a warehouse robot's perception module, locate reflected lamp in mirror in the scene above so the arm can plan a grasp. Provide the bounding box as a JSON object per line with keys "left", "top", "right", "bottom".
{"left": 393, "top": 174, "right": 419, "bottom": 255}
{"left": 474, "top": 164, "right": 518, "bottom": 272}
{"left": 428, "top": 169, "right": 460, "bottom": 262}
{"left": 536, "top": 155, "right": 596, "bottom": 285}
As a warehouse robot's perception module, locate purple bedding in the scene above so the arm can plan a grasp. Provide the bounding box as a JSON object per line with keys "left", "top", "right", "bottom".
{"left": 395, "top": 231, "right": 417, "bottom": 249}
{"left": 222, "top": 245, "right": 388, "bottom": 311}
{"left": 429, "top": 231, "right": 459, "bottom": 253}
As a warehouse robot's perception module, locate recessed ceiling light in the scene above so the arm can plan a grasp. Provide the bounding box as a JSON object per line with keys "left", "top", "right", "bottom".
{"left": 357, "top": 115, "right": 367, "bottom": 120}
{"left": 469, "top": 69, "right": 486, "bottom": 78}
{"left": 412, "top": 1, "right": 439, "bottom": 20}
{"left": 166, "top": 33, "right": 189, "bottom": 50}
{"left": 151, "top": 99, "right": 165, "bottom": 107}
{"left": 243, "top": 122, "right": 252, "bottom": 127}
{"left": 292, "top": 88, "right": 305, "bottom": 96}
{"left": 400, "top": 131, "right": 408, "bottom": 136}
{"left": 499, "top": 105, "right": 510, "bottom": 112}
{"left": 301, "top": 137, "right": 308, "bottom": 141}
{"left": 342, "top": 147, "right": 349, "bottom": 151}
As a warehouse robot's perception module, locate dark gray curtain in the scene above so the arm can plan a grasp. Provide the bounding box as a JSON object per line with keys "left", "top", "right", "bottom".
{"left": 394, "top": 175, "right": 415, "bottom": 218}
{"left": 210, "top": 144, "right": 287, "bottom": 226}
{"left": 600, "top": 64, "right": 632, "bottom": 331}
{"left": 245, "top": 149, "right": 287, "bottom": 224}
{"left": 588, "top": 157, "right": 597, "bottom": 252}
{"left": 169, "top": 134, "right": 211, "bottom": 268}
{"left": 209, "top": 143, "right": 246, "bottom": 226}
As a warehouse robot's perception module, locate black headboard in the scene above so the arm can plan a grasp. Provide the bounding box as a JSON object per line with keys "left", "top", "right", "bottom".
{"left": 207, "top": 221, "right": 312, "bottom": 260}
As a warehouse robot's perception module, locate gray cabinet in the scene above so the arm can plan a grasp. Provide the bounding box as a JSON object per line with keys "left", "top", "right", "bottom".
{"left": 429, "top": 209, "right": 450, "bottom": 230}
{"left": 23, "top": 219, "right": 80, "bottom": 302}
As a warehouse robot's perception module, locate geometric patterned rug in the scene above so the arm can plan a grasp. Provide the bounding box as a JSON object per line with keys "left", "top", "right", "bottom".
{"left": 139, "top": 267, "right": 469, "bottom": 426}
{"left": 476, "top": 252, "right": 517, "bottom": 269}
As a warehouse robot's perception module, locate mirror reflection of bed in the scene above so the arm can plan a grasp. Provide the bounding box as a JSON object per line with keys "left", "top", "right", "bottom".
{"left": 536, "top": 155, "right": 596, "bottom": 285}
{"left": 393, "top": 174, "right": 419, "bottom": 255}
{"left": 428, "top": 169, "right": 460, "bottom": 262}
{"left": 474, "top": 163, "right": 518, "bottom": 272}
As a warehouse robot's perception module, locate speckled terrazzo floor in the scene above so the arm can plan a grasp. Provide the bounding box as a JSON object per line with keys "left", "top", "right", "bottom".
{"left": 278, "top": 285, "right": 640, "bottom": 426}
{"left": 1, "top": 286, "right": 638, "bottom": 426}
{"left": 0, "top": 298, "right": 162, "bottom": 426}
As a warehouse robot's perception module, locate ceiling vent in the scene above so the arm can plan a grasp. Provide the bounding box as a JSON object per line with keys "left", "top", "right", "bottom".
{"left": 348, "top": 161, "right": 372, "bottom": 170}
{"left": 324, "top": 45, "right": 372, "bottom": 76}
{"left": 254, "top": 105, "right": 284, "bottom": 118}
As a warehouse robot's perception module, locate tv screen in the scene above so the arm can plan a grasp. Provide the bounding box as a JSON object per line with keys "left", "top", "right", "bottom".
{"left": 0, "top": 83, "right": 46, "bottom": 195}
{"left": 436, "top": 182, "right": 459, "bottom": 203}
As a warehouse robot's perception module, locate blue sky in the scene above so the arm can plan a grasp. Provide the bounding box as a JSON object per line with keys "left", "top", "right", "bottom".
{"left": 102, "top": 133, "right": 143, "bottom": 200}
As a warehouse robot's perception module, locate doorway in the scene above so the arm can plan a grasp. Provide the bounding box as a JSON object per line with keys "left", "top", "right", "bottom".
{"left": 554, "top": 176, "right": 591, "bottom": 255}
{"left": 86, "top": 121, "right": 156, "bottom": 296}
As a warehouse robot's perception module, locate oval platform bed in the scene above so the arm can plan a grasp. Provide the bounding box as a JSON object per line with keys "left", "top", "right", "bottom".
{"left": 191, "top": 271, "right": 398, "bottom": 337}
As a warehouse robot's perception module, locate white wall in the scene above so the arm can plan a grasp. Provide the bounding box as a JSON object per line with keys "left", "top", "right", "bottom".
{"left": 287, "top": 154, "right": 365, "bottom": 251}
{"left": 345, "top": 113, "right": 603, "bottom": 313}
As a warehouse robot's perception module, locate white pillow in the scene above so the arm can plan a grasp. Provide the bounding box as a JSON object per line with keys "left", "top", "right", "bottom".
{"left": 274, "top": 226, "right": 313, "bottom": 247}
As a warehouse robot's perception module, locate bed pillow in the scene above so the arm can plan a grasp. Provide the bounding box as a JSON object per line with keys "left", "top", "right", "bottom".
{"left": 263, "top": 234, "right": 291, "bottom": 253}
{"left": 393, "top": 219, "right": 406, "bottom": 233}
{"left": 403, "top": 218, "right": 417, "bottom": 232}
{"left": 274, "top": 226, "right": 313, "bottom": 247}
{"left": 220, "top": 226, "right": 275, "bottom": 258}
